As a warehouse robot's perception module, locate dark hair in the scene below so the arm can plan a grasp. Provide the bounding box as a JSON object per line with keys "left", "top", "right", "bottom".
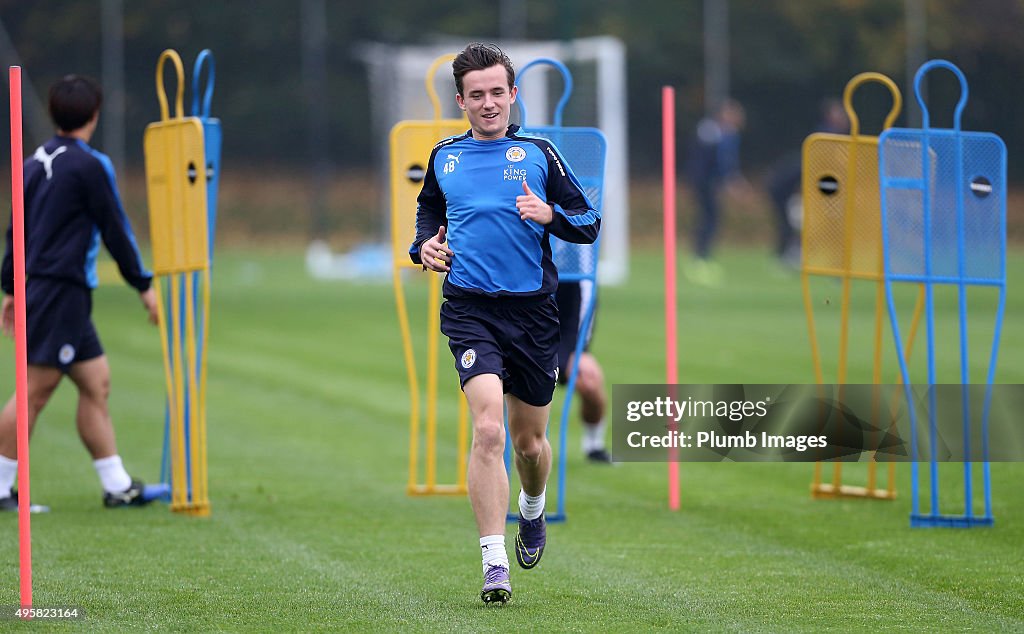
{"left": 48, "top": 75, "right": 102, "bottom": 132}
{"left": 452, "top": 43, "right": 515, "bottom": 96}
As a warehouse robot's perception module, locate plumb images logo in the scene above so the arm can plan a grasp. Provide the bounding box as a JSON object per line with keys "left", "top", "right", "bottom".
{"left": 612, "top": 384, "right": 1024, "bottom": 463}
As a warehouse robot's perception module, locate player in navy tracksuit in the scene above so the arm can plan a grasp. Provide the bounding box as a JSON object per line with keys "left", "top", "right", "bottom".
{"left": 410, "top": 44, "right": 599, "bottom": 604}
{"left": 0, "top": 75, "right": 160, "bottom": 511}
{"left": 685, "top": 98, "right": 749, "bottom": 285}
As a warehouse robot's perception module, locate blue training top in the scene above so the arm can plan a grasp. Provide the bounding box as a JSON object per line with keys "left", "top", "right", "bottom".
{"left": 2, "top": 136, "right": 152, "bottom": 295}
{"left": 410, "top": 124, "right": 600, "bottom": 301}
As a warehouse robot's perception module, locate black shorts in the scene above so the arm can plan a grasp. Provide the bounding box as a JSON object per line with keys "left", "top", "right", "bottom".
{"left": 440, "top": 297, "right": 559, "bottom": 407}
{"left": 25, "top": 278, "right": 103, "bottom": 372}
{"left": 555, "top": 281, "right": 596, "bottom": 384}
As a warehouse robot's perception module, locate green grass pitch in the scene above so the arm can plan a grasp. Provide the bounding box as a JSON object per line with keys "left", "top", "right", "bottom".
{"left": 0, "top": 247, "right": 1021, "bottom": 631}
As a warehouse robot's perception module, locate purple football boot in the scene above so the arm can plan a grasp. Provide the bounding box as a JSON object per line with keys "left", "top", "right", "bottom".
{"left": 514, "top": 514, "right": 546, "bottom": 569}
{"left": 480, "top": 565, "right": 511, "bottom": 604}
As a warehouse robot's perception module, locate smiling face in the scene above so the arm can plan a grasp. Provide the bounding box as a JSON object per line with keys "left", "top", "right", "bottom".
{"left": 456, "top": 64, "right": 517, "bottom": 141}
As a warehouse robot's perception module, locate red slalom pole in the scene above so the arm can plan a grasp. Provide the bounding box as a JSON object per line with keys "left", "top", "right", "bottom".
{"left": 10, "top": 66, "right": 32, "bottom": 609}
{"left": 662, "top": 86, "right": 679, "bottom": 511}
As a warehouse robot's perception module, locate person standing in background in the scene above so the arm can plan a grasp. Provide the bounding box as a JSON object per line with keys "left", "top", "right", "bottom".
{"left": 685, "top": 98, "right": 750, "bottom": 286}
{"left": 0, "top": 75, "right": 161, "bottom": 512}
{"left": 767, "top": 99, "right": 850, "bottom": 268}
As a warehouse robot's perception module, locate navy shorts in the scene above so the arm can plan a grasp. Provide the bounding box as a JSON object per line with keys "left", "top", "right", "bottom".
{"left": 440, "top": 297, "right": 560, "bottom": 407}
{"left": 25, "top": 278, "right": 103, "bottom": 372}
{"left": 555, "top": 281, "right": 596, "bottom": 385}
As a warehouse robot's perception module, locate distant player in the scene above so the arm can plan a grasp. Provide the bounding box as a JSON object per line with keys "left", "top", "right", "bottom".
{"left": 0, "top": 75, "right": 161, "bottom": 511}
{"left": 555, "top": 280, "right": 610, "bottom": 463}
{"left": 684, "top": 98, "right": 750, "bottom": 286}
{"left": 411, "top": 43, "right": 600, "bottom": 604}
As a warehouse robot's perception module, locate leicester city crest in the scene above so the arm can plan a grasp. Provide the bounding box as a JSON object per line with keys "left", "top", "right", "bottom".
{"left": 505, "top": 146, "right": 526, "bottom": 162}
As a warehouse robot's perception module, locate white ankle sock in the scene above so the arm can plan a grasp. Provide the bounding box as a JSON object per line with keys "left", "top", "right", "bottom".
{"left": 93, "top": 455, "right": 132, "bottom": 493}
{"left": 480, "top": 534, "right": 508, "bottom": 572}
{"left": 582, "top": 419, "right": 607, "bottom": 453}
{"left": 519, "top": 488, "right": 546, "bottom": 521}
{"left": 0, "top": 455, "right": 17, "bottom": 498}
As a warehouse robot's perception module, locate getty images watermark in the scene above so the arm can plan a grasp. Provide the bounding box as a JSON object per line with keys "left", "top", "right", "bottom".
{"left": 612, "top": 384, "right": 1024, "bottom": 462}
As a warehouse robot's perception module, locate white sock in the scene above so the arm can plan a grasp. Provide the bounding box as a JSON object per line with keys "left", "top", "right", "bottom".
{"left": 0, "top": 455, "right": 17, "bottom": 498}
{"left": 93, "top": 455, "right": 132, "bottom": 493}
{"left": 480, "top": 535, "right": 508, "bottom": 572}
{"left": 582, "top": 419, "right": 607, "bottom": 453}
{"left": 519, "top": 488, "right": 546, "bottom": 521}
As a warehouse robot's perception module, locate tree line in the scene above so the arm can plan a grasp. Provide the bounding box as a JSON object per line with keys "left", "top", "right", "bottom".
{"left": 2, "top": 0, "right": 1023, "bottom": 179}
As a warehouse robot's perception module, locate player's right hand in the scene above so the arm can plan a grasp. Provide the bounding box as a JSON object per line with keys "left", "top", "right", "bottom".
{"left": 420, "top": 225, "right": 453, "bottom": 273}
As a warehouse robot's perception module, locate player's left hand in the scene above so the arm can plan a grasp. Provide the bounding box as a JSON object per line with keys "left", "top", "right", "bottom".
{"left": 139, "top": 288, "right": 160, "bottom": 325}
{"left": 0, "top": 294, "right": 12, "bottom": 338}
{"left": 516, "top": 181, "right": 553, "bottom": 225}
